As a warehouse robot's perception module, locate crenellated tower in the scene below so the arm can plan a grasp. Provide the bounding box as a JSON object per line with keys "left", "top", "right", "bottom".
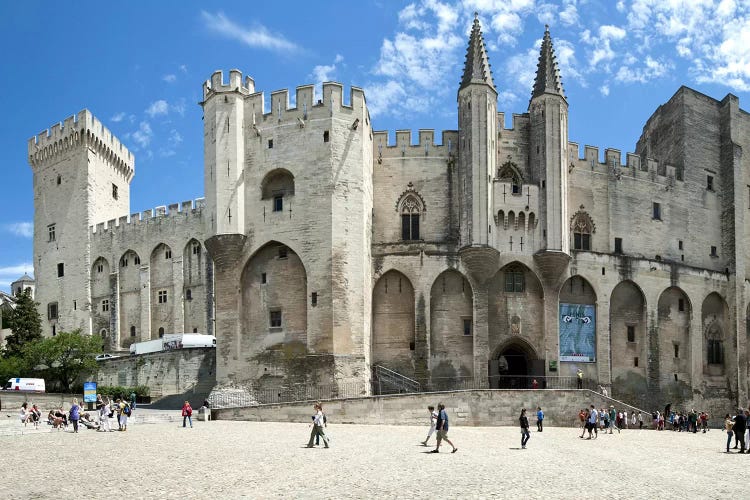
{"left": 201, "top": 69, "right": 253, "bottom": 236}
{"left": 28, "top": 110, "right": 134, "bottom": 336}
{"left": 458, "top": 13, "right": 497, "bottom": 247}
{"left": 529, "top": 26, "right": 569, "bottom": 254}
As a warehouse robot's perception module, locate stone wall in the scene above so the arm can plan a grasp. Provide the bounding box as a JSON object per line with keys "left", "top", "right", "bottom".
{"left": 96, "top": 347, "right": 215, "bottom": 398}
{"left": 213, "top": 389, "right": 647, "bottom": 428}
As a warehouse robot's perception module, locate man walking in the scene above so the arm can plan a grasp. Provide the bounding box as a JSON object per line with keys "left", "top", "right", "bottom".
{"left": 430, "top": 403, "right": 457, "bottom": 453}
{"left": 609, "top": 405, "right": 619, "bottom": 434}
{"left": 581, "top": 404, "right": 597, "bottom": 439}
{"left": 732, "top": 409, "right": 746, "bottom": 453}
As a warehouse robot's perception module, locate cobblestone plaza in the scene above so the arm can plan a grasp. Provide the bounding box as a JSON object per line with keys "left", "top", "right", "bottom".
{"left": 0, "top": 419, "right": 741, "bottom": 498}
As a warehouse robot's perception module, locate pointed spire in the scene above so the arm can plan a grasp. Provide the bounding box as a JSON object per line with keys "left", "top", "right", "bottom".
{"left": 459, "top": 13, "right": 496, "bottom": 92}
{"left": 531, "top": 25, "right": 566, "bottom": 101}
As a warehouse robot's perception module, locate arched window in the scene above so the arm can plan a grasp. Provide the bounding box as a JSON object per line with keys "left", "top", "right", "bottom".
{"left": 158, "top": 327, "right": 165, "bottom": 338}
{"left": 130, "top": 326, "right": 136, "bottom": 337}
{"left": 706, "top": 324, "right": 724, "bottom": 365}
{"left": 571, "top": 210, "right": 595, "bottom": 251}
{"left": 396, "top": 183, "right": 425, "bottom": 241}
{"left": 401, "top": 196, "right": 421, "bottom": 240}
{"left": 498, "top": 161, "right": 523, "bottom": 195}
{"left": 186, "top": 289, "right": 192, "bottom": 300}
{"left": 261, "top": 169, "right": 295, "bottom": 213}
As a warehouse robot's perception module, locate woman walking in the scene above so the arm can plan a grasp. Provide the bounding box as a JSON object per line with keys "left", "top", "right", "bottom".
{"left": 520, "top": 408, "right": 531, "bottom": 449}
{"left": 182, "top": 401, "right": 193, "bottom": 428}
{"left": 69, "top": 398, "right": 81, "bottom": 433}
{"left": 306, "top": 403, "right": 329, "bottom": 448}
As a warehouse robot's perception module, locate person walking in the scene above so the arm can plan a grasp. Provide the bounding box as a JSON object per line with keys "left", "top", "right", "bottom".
{"left": 314, "top": 402, "right": 328, "bottom": 446}
{"left": 638, "top": 411, "right": 643, "bottom": 429}
{"left": 631, "top": 411, "right": 637, "bottom": 428}
{"left": 69, "top": 398, "right": 81, "bottom": 433}
{"left": 520, "top": 408, "right": 531, "bottom": 449}
{"left": 733, "top": 409, "right": 747, "bottom": 453}
{"left": 609, "top": 405, "right": 619, "bottom": 434}
{"left": 536, "top": 406, "right": 544, "bottom": 432}
{"left": 422, "top": 405, "right": 438, "bottom": 445}
{"left": 430, "top": 403, "right": 457, "bottom": 453}
{"left": 306, "top": 403, "right": 329, "bottom": 448}
{"left": 99, "top": 397, "right": 112, "bottom": 432}
{"left": 118, "top": 399, "right": 130, "bottom": 431}
{"left": 576, "top": 369, "right": 583, "bottom": 389}
{"left": 581, "top": 405, "right": 597, "bottom": 439}
{"left": 181, "top": 401, "right": 193, "bottom": 428}
{"left": 725, "top": 414, "right": 735, "bottom": 453}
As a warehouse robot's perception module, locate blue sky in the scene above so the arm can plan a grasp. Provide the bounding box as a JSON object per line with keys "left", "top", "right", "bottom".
{"left": 1, "top": 0, "right": 749, "bottom": 291}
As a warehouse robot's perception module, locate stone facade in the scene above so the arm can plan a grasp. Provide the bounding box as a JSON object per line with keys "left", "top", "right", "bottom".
{"left": 28, "top": 17, "right": 750, "bottom": 414}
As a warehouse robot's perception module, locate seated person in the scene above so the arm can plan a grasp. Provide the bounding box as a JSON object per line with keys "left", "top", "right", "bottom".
{"left": 53, "top": 407, "right": 68, "bottom": 426}
{"left": 47, "top": 410, "right": 64, "bottom": 428}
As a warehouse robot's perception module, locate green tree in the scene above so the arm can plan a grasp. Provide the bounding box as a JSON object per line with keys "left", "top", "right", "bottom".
{"left": 4, "top": 289, "right": 43, "bottom": 358}
{"left": 0, "top": 355, "right": 30, "bottom": 386}
{"left": 23, "top": 329, "right": 101, "bottom": 391}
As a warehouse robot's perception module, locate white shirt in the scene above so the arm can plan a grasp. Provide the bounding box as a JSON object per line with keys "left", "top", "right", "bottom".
{"left": 313, "top": 410, "right": 325, "bottom": 426}
{"left": 588, "top": 409, "right": 598, "bottom": 424}
{"left": 430, "top": 410, "right": 438, "bottom": 426}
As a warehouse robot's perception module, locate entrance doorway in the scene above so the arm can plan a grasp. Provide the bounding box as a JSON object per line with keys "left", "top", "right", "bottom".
{"left": 489, "top": 343, "right": 542, "bottom": 389}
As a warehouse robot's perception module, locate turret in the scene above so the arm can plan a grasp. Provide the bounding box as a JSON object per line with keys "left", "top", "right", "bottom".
{"left": 529, "top": 26, "right": 569, "bottom": 253}
{"left": 201, "top": 69, "right": 253, "bottom": 236}
{"left": 458, "top": 13, "right": 497, "bottom": 247}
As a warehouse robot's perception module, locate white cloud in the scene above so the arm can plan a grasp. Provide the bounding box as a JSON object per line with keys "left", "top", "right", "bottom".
{"left": 179, "top": 64, "right": 188, "bottom": 73}
{"left": 616, "top": 56, "right": 673, "bottom": 83}
{"left": 171, "top": 98, "right": 187, "bottom": 117}
{"left": 169, "top": 129, "right": 183, "bottom": 145}
{"left": 0, "top": 263, "right": 34, "bottom": 286}
{"left": 311, "top": 54, "right": 344, "bottom": 84}
{"left": 146, "top": 100, "right": 169, "bottom": 118}
{"left": 131, "top": 121, "right": 153, "bottom": 149}
{"left": 201, "top": 11, "right": 298, "bottom": 52}
{"left": 4, "top": 223, "right": 33, "bottom": 238}
{"left": 111, "top": 112, "right": 126, "bottom": 123}
{"left": 365, "top": 80, "right": 406, "bottom": 118}
{"left": 600, "top": 84, "right": 610, "bottom": 96}
{"left": 163, "top": 74, "right": 177, "bottom": 83}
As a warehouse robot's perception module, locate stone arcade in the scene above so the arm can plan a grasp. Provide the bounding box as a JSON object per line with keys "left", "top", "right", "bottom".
{"left": 28, "top": 16, "right": 750, "bottom": 413}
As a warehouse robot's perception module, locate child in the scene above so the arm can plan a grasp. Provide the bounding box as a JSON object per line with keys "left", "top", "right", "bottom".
{"left": 422, "top": 405, "right": 438, "bottom": 445}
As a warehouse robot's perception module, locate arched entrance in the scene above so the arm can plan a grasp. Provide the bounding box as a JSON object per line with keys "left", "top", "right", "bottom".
{"left": 489, "top": 341, "right": 540, "bottom": 389}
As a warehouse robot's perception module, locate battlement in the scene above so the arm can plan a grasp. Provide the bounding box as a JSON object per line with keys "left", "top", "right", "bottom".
{"left": 569, "top": 142, "right": 682, "bottom": 182}
{"left": 497, "top": 112, "right": 530, "bottom": 131}
{"left": 371, "top": 130, "right": 459, "bottom": 159}
{"left": 244, "top": 82, "right": 367, "bottom": 127}
{"left": 90, "top": 197, "right": 205, "bottom": 237}
{"left": 202, "top": 69, "right": 255, "bottom": 100}
{"left": 28, "top": 110, "right": 134, "bottom": 180}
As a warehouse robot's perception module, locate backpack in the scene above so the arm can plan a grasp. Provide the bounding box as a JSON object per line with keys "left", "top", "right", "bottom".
{"left": 123, "top": 404, "right": 131, "bottom": 416}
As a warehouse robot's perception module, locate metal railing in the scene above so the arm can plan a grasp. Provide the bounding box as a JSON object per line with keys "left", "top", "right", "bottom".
{"left": 372, "top": 365, "right": 422, "bottom": 395}
{"left": 208, "top": 382, "right": 369, "bottom": 409}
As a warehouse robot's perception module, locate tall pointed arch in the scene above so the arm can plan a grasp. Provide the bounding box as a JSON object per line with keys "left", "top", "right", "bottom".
{"left": 570, "top": 208, "right": 595, "bottom": 250}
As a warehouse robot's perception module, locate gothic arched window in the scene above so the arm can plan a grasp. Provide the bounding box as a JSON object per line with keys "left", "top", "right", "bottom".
{"left": 396, "top": 183, "right": 425, "bottom": 242}
{"left": 571, "top": 210, "right": 595, "bottom": 251}
{"left": 498, "top": 161, "right": 523, "bottom": 195}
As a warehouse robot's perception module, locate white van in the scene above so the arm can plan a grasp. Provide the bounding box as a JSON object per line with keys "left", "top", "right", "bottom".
{"left": 3, "top": 378, "right": 46, "bottom": 392}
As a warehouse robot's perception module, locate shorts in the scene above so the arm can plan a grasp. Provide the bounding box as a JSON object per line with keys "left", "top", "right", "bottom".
{"left": 437, "top": 429, "right": 449, "bottom": 440}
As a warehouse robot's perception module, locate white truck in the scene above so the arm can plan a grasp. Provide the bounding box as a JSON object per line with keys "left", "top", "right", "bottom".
{"left": 130, "top": 334, "right": 216, "bottom": 355}
{"left": 3, "top": 378, "right": 46, "bottom": 392}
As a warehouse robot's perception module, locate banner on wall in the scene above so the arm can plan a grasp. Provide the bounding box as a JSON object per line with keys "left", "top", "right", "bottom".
{"left": 559, "top": 303, "right": 596, "bottom": 362}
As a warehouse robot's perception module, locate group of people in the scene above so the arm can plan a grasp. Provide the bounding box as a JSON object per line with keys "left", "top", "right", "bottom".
{"left": 648, "top": 408, "right": 709, "bottom": 432}
{"left": 724, "top": 408, "right": 750, "bottom": 453}
{"left": 19, "top": 395, "right": 133, "bottom": 433}
{"left": 578, "top": 404, "right": 640, "bottom": 438}
{"left": 419, "top": 403, "right": 458, "bottom": 453}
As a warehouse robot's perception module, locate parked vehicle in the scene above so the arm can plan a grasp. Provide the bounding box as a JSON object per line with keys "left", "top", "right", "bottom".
{"left": 129, "top": 334, "right": 216, "bottom": 355}
{"left": 129, "top": 338, "right": 165, "bottom": 355}
{"left": 3, "top": 378, "right": 46, "bottom": 392}
{"left": 95, "top": 353, "right": 120, "bottom": 361}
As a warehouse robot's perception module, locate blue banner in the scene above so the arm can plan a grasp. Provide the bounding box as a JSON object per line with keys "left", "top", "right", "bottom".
{"left": 83, "top": 382, "right": 97, "bottom": 403}
{"left": 559, "top": 303, "right": 596, "bottom": 362}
